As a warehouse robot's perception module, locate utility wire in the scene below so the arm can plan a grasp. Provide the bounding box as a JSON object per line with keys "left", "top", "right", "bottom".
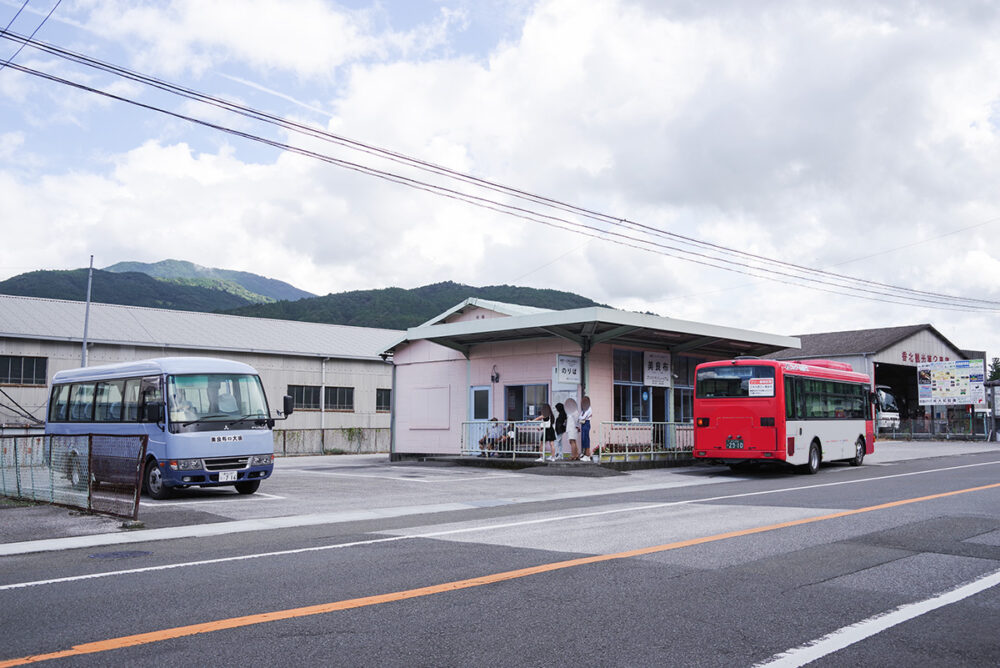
{"left": 2, "top": 31, "right": 998, "bottom": 313}
{"left": 6, "top": 29, "right": 996, "bottom": 310}
{"left": 0, "top": 0, "right": 60, "bottom": 74}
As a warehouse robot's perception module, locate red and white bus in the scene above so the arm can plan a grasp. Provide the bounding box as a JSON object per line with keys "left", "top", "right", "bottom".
{"left": 693, "top": 358, "right": 874, "bottom": 474}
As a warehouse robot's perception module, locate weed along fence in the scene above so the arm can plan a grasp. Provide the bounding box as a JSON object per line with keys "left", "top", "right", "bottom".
{"left": 0, "top": 435, "right": 146, "bottom": 519}
{"left": 462, "top": 420, "right": 695, "bottom": 463}
{"left": 274, "top": 428, "right": 391, "bottom": 456}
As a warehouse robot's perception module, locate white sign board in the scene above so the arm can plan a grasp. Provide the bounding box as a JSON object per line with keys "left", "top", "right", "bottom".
{"left": 643, "top": 352, "right": 672, "bottom": 388}
{"left": 917, "top": 359, "right": 986, "bottom": 407}
{"left": 556, "top": 355, "right": 581, "bottom": 385}
{"left": 749, "top": 377, "right": 775, "bottom": 397}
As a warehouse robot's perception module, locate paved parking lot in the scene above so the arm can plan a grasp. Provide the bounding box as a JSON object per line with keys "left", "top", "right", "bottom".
{"left": 2, "top": 440, "right": 997, "bottom": 555}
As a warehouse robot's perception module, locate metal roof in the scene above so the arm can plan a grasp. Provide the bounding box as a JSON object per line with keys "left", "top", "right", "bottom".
{"left": 416, "top": 297, "right": 551, "bottom": 327}
{"left": 765, "top": 324, "right": 965, "bottom": 360}
{"left": 0, "top": 294, "right": 403, "bottom": 361}
{"left": 387, "top": 303, "right": 800, "bottom": 357}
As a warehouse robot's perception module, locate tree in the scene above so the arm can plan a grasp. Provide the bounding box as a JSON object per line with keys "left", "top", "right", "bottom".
{"left": 990, "top": 357, "right": 1000, "bottom": 382}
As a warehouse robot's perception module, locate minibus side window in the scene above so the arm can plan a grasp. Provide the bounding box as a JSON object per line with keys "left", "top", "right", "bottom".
{"left": 68, "top": 383, "right": 96, "bottom": 422}
{"left": 48, "top": 384, "right": 70, "bottom": 422}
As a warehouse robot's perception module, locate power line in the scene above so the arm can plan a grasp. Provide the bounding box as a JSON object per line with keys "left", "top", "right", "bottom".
{"left": 2, "top": 30, "right": 998, "bottom": 313}
{"left": 0, "top": 0, "right": 60, "bottom": 75}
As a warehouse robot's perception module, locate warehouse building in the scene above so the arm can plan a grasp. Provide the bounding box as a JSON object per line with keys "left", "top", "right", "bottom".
{"left": 0, "top": 294, "right": 401, "bottom": 452}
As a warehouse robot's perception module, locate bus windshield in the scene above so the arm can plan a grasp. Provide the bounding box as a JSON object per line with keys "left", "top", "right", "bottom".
{"left": 167, "top": 373, "right": 268, "bottom": 424}
{"left": 696, "top": 365, "right": 776, "bottom": 399}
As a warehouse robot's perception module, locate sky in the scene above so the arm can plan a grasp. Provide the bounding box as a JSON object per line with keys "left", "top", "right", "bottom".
{"left": 0, "top": 0, "right": 998, "bottom": 359}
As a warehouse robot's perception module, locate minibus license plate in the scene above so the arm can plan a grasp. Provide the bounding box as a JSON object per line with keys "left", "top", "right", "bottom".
{"left": 219, "top": 471, "right": 238, "bottom": 482}
{"left": 726, "top": 438, "right": 744, "bottom": 450}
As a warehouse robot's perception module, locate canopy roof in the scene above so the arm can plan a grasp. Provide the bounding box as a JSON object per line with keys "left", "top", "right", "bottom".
{"left": 386, "top": 301, "right": 800, "bottom": 358}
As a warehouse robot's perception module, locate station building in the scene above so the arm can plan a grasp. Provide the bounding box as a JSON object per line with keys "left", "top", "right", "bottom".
{"left": 0, "top": 294, "right": 401, "bottom": 450}
{"left": 383, "top": 298, "right": 799, "bottom": 457}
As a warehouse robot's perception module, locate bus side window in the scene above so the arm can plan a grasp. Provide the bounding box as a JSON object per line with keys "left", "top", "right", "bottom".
{"left": 784, "top": 378, "right": 796, "bottom": 420}
{"left": 139, "top": 376, "right": 163, "bottom": 423}
{"left": 123, "top": 379, "right": 140, "bottom": 422}
{"left": 49, "top": 384, "right": 70, "bottom": 422}
{"left": 68, "top": 383, "right": 96, "bottom": 422}
{"left": 95, "top": 380, "right": 125, "bottom": 422}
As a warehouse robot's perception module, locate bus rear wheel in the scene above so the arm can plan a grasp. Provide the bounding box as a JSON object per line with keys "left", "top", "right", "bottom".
{"left": 801, "top": 442, "right": 821, "bottom": 475}
{"left": 144, "top": 460, "right": 172, "bottom": 500}
{"left": 850, "top": 438, "right": 865, "bottom": 467}
{"left": 235, "top": 480, "right": 260, "bottom": 495}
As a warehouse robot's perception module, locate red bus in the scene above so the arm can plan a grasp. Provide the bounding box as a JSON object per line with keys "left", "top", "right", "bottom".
{"left": 693, "top": 358, "right": 874, "bottom": 474}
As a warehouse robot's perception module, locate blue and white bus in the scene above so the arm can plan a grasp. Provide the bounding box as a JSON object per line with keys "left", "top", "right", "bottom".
{"left": 45, "top": 357, "right": 292, "bottom": 499}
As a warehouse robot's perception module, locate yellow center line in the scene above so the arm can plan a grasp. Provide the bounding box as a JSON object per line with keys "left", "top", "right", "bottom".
{"left": 4, "top": 481, "right": 999, "bottom": 667}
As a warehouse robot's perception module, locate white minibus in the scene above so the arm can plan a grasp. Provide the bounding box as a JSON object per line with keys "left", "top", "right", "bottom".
{"left": 46, "top": 357, "right": 292, "bottom": 499}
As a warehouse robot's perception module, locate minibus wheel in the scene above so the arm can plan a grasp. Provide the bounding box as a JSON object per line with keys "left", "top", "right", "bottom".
{"left": 235, "top": 480, "right": 260, "bottom": 495}
{"left": 143, "top": 459, "right": 172, "bottom": 500}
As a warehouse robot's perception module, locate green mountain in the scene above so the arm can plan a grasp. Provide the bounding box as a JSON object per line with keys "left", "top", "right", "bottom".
{"left": 223, "top": 281, "right": 603, "bottom": 329}
{"left": 0, "top": 269, "right": 256, "bottom": 312}
{"left": 104, "top": 259, "right": 315, "bottom": 302}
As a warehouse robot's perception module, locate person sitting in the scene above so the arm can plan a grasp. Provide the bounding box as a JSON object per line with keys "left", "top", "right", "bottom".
{"left": 478, "top": 418, "right": 509, "bottom": 457}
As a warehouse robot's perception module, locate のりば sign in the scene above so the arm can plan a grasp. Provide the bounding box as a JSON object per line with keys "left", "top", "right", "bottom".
{"left": 556, "top": 355, "right": 581, "bottom": 385}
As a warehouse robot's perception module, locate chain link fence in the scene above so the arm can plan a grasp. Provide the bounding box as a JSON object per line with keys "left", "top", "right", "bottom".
{"left": 0, "top": 435, "right": 147, "bottom": 519}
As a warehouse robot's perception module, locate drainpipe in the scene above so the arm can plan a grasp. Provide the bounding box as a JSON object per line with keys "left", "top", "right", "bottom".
{"left": 321, "top": 357, "right": 329, "bottom": 431}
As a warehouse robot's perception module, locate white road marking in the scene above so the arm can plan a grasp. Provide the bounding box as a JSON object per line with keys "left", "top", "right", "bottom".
{"left": 140, "top": 492, "right": 285, "bottom": 506}
{"left": 755, "top": 569, "right": 1000, "bottom": 667}
{"left": 296, "top": 470, "right": 510, "bottom": 483}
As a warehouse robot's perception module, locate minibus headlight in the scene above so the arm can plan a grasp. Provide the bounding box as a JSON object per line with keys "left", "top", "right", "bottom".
{"left": 250, "top": 454, "right": 274, "bottom": 466}
{"left": 169, "top": 458, "right": 203, "bottom": 471}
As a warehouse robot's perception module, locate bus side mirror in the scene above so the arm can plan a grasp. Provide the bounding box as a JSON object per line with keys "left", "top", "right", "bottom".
{"left": 283, "top": 395, "right": 294, "bottom": 418}
{"left": 869, "top": 391, "right": 878, "bottom": 406}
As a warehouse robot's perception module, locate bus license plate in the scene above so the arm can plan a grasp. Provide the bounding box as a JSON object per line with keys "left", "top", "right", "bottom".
{"left": 219, "top": 471, "right": 238, "bottom": 482}
{"left": 726, "top": 438, "right": 744, "bottom": 450}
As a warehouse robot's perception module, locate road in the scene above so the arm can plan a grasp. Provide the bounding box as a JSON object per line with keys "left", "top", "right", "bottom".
{"left": 2, "top": 443, "right": 999, "bottom": 667}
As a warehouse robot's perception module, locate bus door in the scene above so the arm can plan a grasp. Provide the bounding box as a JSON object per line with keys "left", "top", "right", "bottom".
{"left": 138, "top": 376, "right": 166, "bottom": 458}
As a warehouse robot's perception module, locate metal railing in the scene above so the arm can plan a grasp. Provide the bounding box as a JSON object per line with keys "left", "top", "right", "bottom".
{"left": 878, "top": 416, "right": 990, "bottom": 441}
{"left": 462, "top": 421, "right": 546, "bottom": 459}
{"left": 461, "top": 420, "right": 695, "bottom": 463}
{"left": 595, "top": 422, "right": 694, "bottom": 463}
{"left": 1, "top": 435, "right": 147, "bottom": 519}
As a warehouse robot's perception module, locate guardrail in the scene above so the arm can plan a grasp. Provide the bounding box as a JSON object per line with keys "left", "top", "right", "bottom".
{"left": 0, "top": 435, "right": 147, "bottom": 519}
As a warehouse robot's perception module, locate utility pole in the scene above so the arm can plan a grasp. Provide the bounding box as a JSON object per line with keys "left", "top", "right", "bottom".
{"left": 81, "top": 255, "right": 93, "bottom": 367}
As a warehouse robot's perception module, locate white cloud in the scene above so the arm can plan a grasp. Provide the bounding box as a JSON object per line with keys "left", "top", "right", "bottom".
{"left": 1, "top": 0, "right": 999, "bottom": 356}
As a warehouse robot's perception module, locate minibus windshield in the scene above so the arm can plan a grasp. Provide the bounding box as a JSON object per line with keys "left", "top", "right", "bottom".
{"left": 167, "top": 373, "right": 268, "bottom": 424}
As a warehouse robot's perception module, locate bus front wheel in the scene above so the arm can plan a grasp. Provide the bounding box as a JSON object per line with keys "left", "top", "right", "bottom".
{"left": 144, "top": 460, "right": 172, "bottom": 500}
{"left": 801, "top": 442, "right": 821, "bottom": 475}
{"left": 235, "top": 480, "right": 260, "bottom": 495}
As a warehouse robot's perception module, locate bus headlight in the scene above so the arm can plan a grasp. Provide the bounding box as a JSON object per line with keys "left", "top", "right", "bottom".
{"left": 250, "top": 454, "right": 274, "bottom": 466}
{"left": 169, "top": 459, "right": 203, "bottom": 471}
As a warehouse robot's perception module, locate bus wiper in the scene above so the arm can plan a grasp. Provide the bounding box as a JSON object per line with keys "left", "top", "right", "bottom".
{"left": 226, "top": 414, "right": 269, "bottom": 427}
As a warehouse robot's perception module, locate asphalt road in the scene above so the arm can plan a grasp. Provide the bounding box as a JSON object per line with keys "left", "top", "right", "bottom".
{"left": 2, "top": 441, "right": 999, "bottom": 667}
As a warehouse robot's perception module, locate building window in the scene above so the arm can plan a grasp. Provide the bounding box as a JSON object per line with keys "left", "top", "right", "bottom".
{"left": 288, "top": 385, "right": 320, "bottom": 410}
{"left": 613, "top": 349, "right": 650, "bottom": 422}
{"left": 376, "top": 388, "right": 391, "bottom": 412}
{"left": 0, "top": 355, "right": 47, "bottom": 385}
{"left": 325, "top": 386, "right": 354, "bottom": 411}
{"left": 505, "top": 384, "right": 548, "bottom": 422}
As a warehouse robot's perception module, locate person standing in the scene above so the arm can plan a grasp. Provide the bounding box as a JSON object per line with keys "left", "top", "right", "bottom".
{"left": 564, "top": 397, "right": 581, "bottom": 460}
{"left": 533, "top": 404, "right": 556, "bottom": 462}
{"left": 579, "top": 395, "right": 595, "bottom": 461}
{"left": 553, "top": 403, "right": 568, "bottom": 461}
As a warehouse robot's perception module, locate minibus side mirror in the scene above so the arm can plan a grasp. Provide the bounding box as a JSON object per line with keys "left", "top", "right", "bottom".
{"left": 283, "top": 395, "right": 294, "bottom": 418}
